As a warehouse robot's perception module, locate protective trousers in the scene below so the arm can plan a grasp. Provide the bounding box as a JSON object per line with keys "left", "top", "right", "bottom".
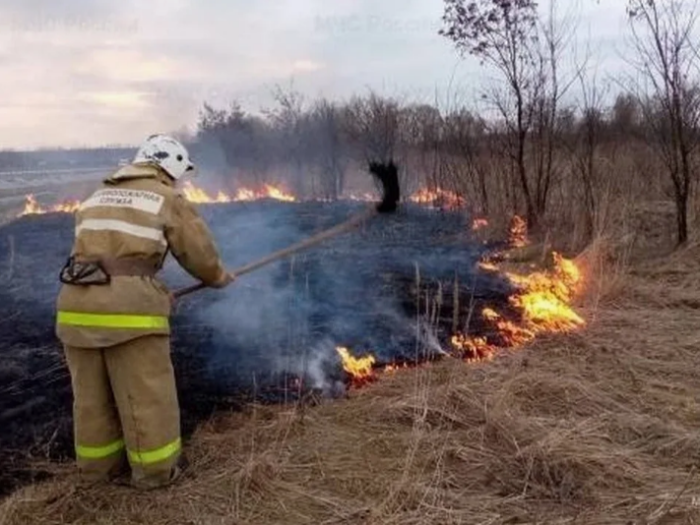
{"left": 63, "top": 334, "right": 181, "bottom": 489}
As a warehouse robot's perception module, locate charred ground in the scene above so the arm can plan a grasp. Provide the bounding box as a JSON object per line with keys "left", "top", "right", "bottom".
{"left": 0, "top": 200, "right": 517, "bottom": 497}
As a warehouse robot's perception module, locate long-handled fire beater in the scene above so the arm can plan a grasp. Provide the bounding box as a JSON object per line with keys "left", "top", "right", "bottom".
{"left": 173, "top": 161, "right": 401, "bottom": 299}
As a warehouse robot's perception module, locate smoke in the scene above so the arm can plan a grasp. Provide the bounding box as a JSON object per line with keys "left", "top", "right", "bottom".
{"left": 179, "top": 200, "right": 497, "bottom": 395}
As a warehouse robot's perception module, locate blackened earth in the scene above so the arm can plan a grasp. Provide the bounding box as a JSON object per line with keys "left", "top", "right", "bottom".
{"left": 0, "top": 201, "right": 514, "bottom": 497}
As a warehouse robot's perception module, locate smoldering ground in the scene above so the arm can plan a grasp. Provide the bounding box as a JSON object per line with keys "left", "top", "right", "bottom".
{"left": 0, "top": 199, "right": 511, "bottom": 495}
{"left": 181, "top": 201, "right": 509, "bottom": 394}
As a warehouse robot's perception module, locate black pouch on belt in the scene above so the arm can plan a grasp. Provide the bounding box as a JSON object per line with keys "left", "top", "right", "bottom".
{"left": 59, "top": 256, "right": 111, "bottom": 285}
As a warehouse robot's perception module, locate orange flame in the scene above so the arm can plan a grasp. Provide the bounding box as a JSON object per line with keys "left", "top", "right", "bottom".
{"left": 409, "top": 188, "right": 465, "bottom": 210}
{"left": 17, "top": 181, "right": 297, "bottom": 217}
{"left": 19, "top": 195, "right": 80, "bottom": 216}
{"left": 182, "top": 181, "right": 296, "bottom": 204}
{"left": 451, "top": 251, "right": 584, "bottom": 359}
{"left": 182, "top": 182, "right": 231, "bottom": 203}
{"left": 336, "top": 347, "right": 376, "bottom": 386}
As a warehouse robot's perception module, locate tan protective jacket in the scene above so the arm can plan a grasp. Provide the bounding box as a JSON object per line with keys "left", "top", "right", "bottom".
{"left": 56, "top": 163, "right": 228, "bottom": 348}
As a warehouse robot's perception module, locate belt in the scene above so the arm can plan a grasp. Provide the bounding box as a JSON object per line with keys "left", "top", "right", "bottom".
{"left": 77, "top": 257, "right": 159, "bottom": 277}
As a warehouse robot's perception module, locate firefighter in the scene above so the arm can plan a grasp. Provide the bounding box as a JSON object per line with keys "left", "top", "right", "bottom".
{"left": 55, "top": 134, "right": 235, "bottom": 490}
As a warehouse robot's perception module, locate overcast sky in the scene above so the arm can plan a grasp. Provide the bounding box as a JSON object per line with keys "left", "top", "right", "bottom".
{"left": 0, "top": 0, "right": 630, "bottom": 149}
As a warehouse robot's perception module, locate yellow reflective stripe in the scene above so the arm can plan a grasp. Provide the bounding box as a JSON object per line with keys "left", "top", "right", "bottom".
{"left": 57, "top": 311, "right": 169, "bottom": 329}
{"left": 128, "top": 438, "right": 182, "bottom": 465}
{"left": 76, "top": 439, "right": 125, "bottom": 460}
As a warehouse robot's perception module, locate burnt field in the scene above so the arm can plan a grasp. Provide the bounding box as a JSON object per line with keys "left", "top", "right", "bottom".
{"left": 0, "top": 201, "right": 516, "bottom": 497}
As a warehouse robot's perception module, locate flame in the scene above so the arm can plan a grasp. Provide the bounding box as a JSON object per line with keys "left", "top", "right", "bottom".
{"left": 17, "top": 180, "right": 297, "bottom": 217}
{"left": 450, "top": 334, "right": 497, "bottom": 361}
{"left": 451, "top": 251, "right": 584, "bottom": 359}
{"left": 19, "top": 195, "right": 80, "bottom": 216}
{"left": 182, "top": 182, "right": 231, "bottom": 203}
{"left": 335, "top": 212, "right": 585, "bottom": 386}
{"left": 258, "top": 185, "right": 296, "bottom": 202}
{"left": 508, "top": 215, "right": 528, "bottom": 248}
{"left": 182, "top": 181, "right": 296, "bottom": 204}
{"left": 409, "top": 188, "right": 465, "bottom": 210}
{"left": 336, "top": 347, "right": 376, "bottom": 386}
{"left": 508, "top": 252, "right": 584, "bottom": 330}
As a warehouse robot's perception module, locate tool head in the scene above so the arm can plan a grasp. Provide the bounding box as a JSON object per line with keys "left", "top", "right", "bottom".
{"left": 368, "top": 161, "right": 400, "bottom": 213}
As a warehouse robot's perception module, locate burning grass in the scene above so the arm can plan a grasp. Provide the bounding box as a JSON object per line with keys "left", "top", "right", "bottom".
{"left": 16, "top": 182, "right": 471, "bottom": 217}
{"left": 18, "top": 195, "right": 80, "bottom": 216}
{"left": 181, "top": 181, "right": 297, "bottom": 203}
{"left": 336, "top": 242, "right": 587, "bottom": 386}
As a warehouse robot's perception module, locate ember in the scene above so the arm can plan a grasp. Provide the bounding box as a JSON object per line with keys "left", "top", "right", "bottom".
{"left": 508, "top": 215, "right": 528, "bottom": 247}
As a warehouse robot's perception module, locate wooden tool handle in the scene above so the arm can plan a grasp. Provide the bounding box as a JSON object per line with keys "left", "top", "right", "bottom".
{"left": 173, "top": 206, "right": 376, "bottom": 299}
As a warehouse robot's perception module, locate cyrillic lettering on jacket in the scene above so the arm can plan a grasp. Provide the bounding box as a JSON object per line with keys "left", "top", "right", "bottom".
{"left": 80, "top": 189, "right": 165, "bottom": 215}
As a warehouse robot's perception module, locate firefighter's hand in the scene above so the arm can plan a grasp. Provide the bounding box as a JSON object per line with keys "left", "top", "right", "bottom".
{"left": 211, "top": 271, "right": 236, "bottom": 289}
{"left": 168, "top": 292, "right": 177, "bottom": 306}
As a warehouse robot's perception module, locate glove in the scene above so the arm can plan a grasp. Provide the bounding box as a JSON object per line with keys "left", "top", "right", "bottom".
{"left": 211, "top": 271, "right": 236, "bottom": 289}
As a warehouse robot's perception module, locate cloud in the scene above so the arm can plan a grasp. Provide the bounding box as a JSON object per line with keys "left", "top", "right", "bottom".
{"left": 78, "top": 90, "right": 151, "bottom": 109}
{"left": 0, "top": 0, "right": 632, "bottom": 149}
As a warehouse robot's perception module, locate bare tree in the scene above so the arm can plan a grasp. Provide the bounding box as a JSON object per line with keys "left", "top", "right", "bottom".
{"left": 442, "top": 108, "right": 491, "bottom": 214}
{"left": 264, "top": 85, "right": 309, "bottom": 195}
{"left": 344, "top": 92, "right": 401, "bottom": 164}
{"left": 554, "top": 32, "right": 611, "bottom": 241}
{"left": 627, "top": 0, "right": 700, "bottom": 245}
{"left": 309, "top": 99, "right": 347, "bottom": 200}
{"left": 196, "top": 102, "right": 271, "bottom": 185}
{"left": 529, "top": 0, "right": 579, "bottom": 221}
{"left": 401, "top": 103, "right": 445, "bottom": 194}
{"left": 441, "top": 0, "right": 560, "bottom": 227}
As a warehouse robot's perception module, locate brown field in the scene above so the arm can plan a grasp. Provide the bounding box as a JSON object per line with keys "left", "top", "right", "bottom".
{"left": 1, "top": 201, "right": 699, "bottom": 525}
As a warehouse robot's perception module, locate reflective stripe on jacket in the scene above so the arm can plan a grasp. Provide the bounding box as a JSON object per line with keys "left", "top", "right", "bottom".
{"left": 56, "top": 162, "right": 228, "bottom": 348}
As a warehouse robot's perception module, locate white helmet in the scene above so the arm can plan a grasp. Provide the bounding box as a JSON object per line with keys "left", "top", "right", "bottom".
{"left": 133, "top": 134, "right": 194, "bottom": 180}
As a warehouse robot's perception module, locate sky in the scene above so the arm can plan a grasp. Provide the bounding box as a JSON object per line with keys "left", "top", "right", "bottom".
{"left": 0, "top": 0, "right": 631, "bottom": 149}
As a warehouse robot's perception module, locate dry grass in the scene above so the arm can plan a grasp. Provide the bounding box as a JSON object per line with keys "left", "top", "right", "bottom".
{"left": 2, "top": 208, "right": 700, "bottom": 525}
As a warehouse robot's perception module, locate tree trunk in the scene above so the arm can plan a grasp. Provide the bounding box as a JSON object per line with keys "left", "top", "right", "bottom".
{"left": 676, "top": 188, "right": 688, "bottom": 245}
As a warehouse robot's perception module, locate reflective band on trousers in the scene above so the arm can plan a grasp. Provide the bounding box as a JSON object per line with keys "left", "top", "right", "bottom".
{"left": 76, "top": 439, "right": 125, "bottom": 460}
{"left": 57, "top": 311, "right": 169, "bottom": 330}
{"left": 128, "top": 438, "right": 182, "bottom": 465}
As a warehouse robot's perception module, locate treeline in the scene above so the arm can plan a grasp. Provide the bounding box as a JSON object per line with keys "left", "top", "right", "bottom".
{"left": 191, "top": 89, "right": 655, "bottom": 241}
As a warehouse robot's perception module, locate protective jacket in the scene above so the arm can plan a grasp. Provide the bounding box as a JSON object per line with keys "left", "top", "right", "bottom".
{"left": 56, "top": 162, "right": 228, "bottom": 348}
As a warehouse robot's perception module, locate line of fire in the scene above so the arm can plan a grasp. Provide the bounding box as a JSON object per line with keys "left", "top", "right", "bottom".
{"left": 15, "top": 181, "right": 586, "bottom": 390}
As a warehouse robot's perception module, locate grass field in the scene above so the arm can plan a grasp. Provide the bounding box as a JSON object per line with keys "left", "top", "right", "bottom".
{"left": 1, "top": 201, "right": 698, "bottom": 525}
